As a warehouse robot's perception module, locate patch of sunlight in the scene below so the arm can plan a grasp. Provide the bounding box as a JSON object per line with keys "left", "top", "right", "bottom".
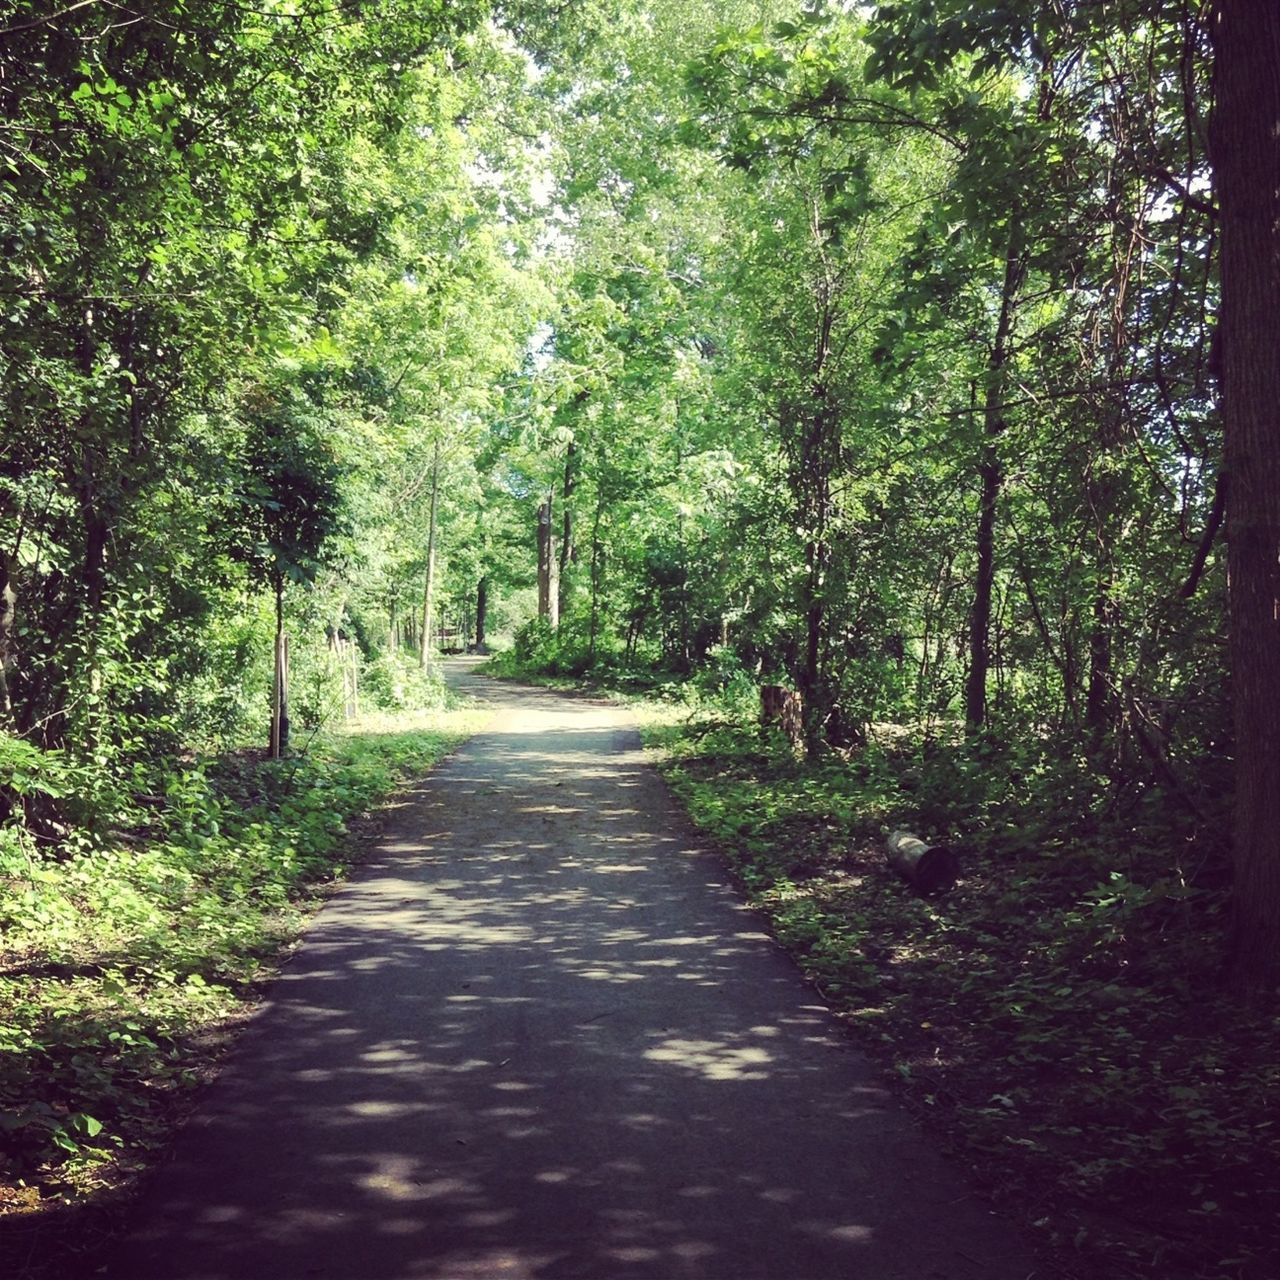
{"left": 828, "top": 1224, "right": 874, "bottom": 1242}
{"left": 463, "top": 1209, "right": 517, "bottom": 1228}
{"left": 620, "top": 1112, "right": 669, "bottom": 1129}
{"left": 358, "top": 1167, "right": 473, "bottom": 1202}
{"left": 416, "top": 918, "right": 537, "bottom": 946}
{"left": 643, "top": 1036, "right": 774, "bottom": 1081}
{"left": 347, "top": 1100, "right": 432, "bottom": 1118}
{"left": 673, "top": 1242, "right": 719, "bottom": 1260}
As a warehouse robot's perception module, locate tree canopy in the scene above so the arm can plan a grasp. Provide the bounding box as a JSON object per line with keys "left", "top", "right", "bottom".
{"left": 1, "top": 0, "right": 1273, "bottom": 975}
{"left": 2, "top": 1, "right": 1279, "bottom": 1273}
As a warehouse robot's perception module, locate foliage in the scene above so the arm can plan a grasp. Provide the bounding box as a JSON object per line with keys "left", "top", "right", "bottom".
{"left": 361, "top": 651, "right": 450, "bottom": 713}
{"left": 232, "top": 390, "right": 348, "bottom": 600}
{"left": 636, "top": 693, "right": 1278, "bottom": 1280}
{"left": 1, "top": 0, "right": 1275, "bottom": 1270}
{"left": 0, "top": 703, "right": 484, "bottom": 1224}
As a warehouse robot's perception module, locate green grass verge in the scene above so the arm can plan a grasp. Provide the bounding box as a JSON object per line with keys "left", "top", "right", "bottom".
{"left": 0, "top": 703, "right": 486, "bottom": 1274}
{"left": 632, "top": 699, "right": 1278, "bottom": 1280}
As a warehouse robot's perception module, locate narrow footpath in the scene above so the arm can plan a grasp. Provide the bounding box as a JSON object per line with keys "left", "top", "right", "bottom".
{"left": 109, "top": 661, "right": 1035, "bottom": 1280}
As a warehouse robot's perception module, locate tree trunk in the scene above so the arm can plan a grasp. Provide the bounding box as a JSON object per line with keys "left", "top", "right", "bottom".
{"left": 793, "top": 394, "right": 837, "bottom": 756}
{"left": 1085, "top": 576, "right": 1113, "bottom": 736}
{"left": 1211, "top": 1, "right": 1280, "bottom": 991}
{"left": 559, "top": 441, "right": 577, "bottom": 618}
{"left": 537, "top": 499, "right": 550, "bottom": 619}
{"left": 798, "top": 537, "right": 826, "bottom": 757}
{"left": 419, "top": 440, "right": 441, "bottom": 670}
{"left": 388, "top": 594, "right": 398, "bottom": 655}
{"left": 548, "top": 491, "right": 560, "bottom": 630}
{"left": 965, "top": 219, "right": 1025, "bottom": 733}
{"left": 0, "top": 551, "right": 14, "bottom": 729}
{"left": 475, "top": 575, "right": 488, "bottom": 648}
{"left": 537, "top": 493, "right": 558, "bottom": 627}
{"left": 269, "top": 579, "right": 289, "bottom": 759}
{"left": 787, "top": 212, "right": 841, "bottom": 754}
{"left": 588, "top": 487, "right": 605, "bottom": 661}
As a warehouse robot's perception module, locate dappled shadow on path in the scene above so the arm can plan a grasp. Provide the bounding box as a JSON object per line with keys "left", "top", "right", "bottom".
{"left": 107, "top": 687, "right": 1027, "bottom": 1280}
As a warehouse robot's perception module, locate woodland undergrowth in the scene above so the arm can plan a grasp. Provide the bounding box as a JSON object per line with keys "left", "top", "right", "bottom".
{"left": 492, "top": 658, "right": 1278, "bottom": 1280}
{"left": 636, "top": 697, "right": 1278, "bottom": 1280}
{"left": 0, "top": 700, "right": 484, "bottom": 1279}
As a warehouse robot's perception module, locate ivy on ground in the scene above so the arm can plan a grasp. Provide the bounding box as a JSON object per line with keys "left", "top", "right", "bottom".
{"left": 0, "top": 705, "right": 484, "bottom": 1277}
{"left": 633, "top": 698, "right": 1278, "bottom": 1280}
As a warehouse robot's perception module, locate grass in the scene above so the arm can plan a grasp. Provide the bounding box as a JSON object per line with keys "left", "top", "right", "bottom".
{"left": 628, "top": 697, "right": 1279, "bottom": 1280}
{"left": 0, "top": 701, "right": 487, "bottom": 1279}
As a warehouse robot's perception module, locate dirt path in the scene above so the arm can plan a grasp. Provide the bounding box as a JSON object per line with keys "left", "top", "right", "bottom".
{"left": 108, "top": 662, "right": 1035, "bottom": 1280}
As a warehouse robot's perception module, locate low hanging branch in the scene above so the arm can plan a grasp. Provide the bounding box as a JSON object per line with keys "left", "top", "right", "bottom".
{"left": 1178, "top": 470, "right": 1227, "bottom": 599}
{"left": 885, "top": 831, "right": 959, "bottom": 894}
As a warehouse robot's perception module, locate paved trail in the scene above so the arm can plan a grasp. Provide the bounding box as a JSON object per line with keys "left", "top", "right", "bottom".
{"left": 110, "top": 661, "right": 1035, "bottom": 1280}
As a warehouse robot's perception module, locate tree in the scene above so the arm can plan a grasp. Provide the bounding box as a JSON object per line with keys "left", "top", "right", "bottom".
{"left": 235, "top": 393, "right": 346, "bottom": 756}
{"left": 1210, "top": 0, "right": 1280, "bottom": 990}
{"left": 0, "top": 0, "right": 497, "bottom": 768}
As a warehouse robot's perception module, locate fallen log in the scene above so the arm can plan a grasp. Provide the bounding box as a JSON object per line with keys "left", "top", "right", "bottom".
{"left": 885, "top": 830, "right": 958, "bottom": 894}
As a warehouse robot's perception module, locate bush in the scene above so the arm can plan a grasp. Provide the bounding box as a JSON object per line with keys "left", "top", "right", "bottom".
{"left": 173, "top": 594, "right": 275, "bottom": 750}
{"left": 362, "top": 651, "right": 449, "bottom": 712}
{"left": 690, "top": 645, "right": 759, "bottom": 716}
{"left": 512, "top": 616, "right": 559, "bottom": 668}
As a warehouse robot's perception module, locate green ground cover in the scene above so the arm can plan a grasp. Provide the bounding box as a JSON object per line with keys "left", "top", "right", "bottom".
{"left": 0, "top": 703, "right": 486, "bottom": 1275}
{"left": 631, "top": 696, "right": 1278, "bottom": 1280}
{"left": 485, "top": 660, "right": 1277, "bottom": 1280}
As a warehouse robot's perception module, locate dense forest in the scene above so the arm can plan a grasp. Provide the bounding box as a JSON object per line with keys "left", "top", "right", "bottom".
{"left": 1, "top": 1, "right": 1278, "bottom": 1276}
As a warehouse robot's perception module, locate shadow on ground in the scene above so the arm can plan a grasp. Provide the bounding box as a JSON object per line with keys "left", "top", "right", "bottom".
{"left": 102, "top": 671, "right": 1033, "bottom": 1280}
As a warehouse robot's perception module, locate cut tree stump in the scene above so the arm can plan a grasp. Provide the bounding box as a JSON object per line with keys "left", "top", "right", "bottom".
{"left": 885, "top": 830, "right": 958, "bottom": 894}
{"left": 760, "top": 684, "right": 803, "bottom": 753}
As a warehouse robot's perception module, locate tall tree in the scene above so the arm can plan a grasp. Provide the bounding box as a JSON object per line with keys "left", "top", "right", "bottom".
{"left": 1210, "top": 0, "right": 1280, "bottom": 989}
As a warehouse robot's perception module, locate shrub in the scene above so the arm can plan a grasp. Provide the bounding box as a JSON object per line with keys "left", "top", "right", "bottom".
{"left": 362, "top": 651, "right": 449, "bottom": 712}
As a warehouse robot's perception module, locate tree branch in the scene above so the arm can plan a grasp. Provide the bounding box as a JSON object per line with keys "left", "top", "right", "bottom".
{"left": 1178, "top": 468, "right": 1226, "bottom": 599}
